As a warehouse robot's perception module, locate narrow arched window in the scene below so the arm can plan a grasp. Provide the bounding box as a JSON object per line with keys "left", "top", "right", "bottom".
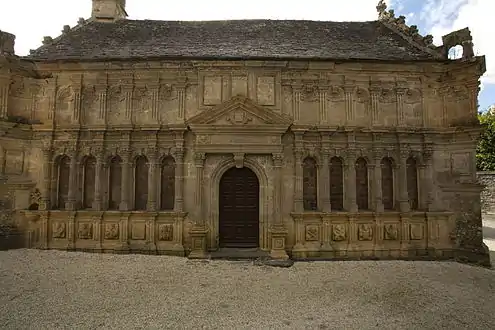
{"left": 160, "top": 156, "right": 176, "bottom": 211}
{"left": 303, "top": 157, "right": 318, "bottom": 211}
{"left": 108, "top": 156, "right": 122, "bottom": 210}
{"left": 381, "top": 157, "right": 394, "bottom": 210}
{"left": 83, "top": 156, "right": 96, "bottom": 209}
{"left": 57, "top": 155, "right": 70, "bottom": 210}
{"left": 355, "top": 157, "right": 369, "bottom": 210}
{"left": 330, "top": 157, "right": 344, "bottom": 211}
{"left": 134, "top": 155, "right": 149, "bottom": 211}
{"left": 407, "top": 157, "right": 419, "bottom": 210}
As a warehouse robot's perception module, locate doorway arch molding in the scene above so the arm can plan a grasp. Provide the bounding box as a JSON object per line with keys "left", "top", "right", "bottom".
{"left": 206, "top": 156, "right": 271, "bottom": 251}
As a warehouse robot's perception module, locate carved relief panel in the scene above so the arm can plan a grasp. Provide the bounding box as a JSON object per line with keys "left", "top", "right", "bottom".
{"left": 4, "top": 149, "right": 24, "bottom": 175}
{"left": 231, "top": 75, "right": 248, "bottom": 97}
{"left": 202, "top": 75, "right": 223, "bottom": 106}
{"left": 81, "top": 85, "right": 99, "bottom": 126}
{"left": 354, "top": 87, "right": 370, "bottom": 127}
{"left": 326, "top": 86, "right": 346, "bottom": 126}
{"left": 378, "top": 87, "right": 397, "bottom": 127}
{"left": 403, "top": 88, "right": 423, "bottom": 127}
{"left": 8, "top": 77, "right": 35, "bottom": 121}
{"left": 257, "top": 76, "right": 276, "bottom": 106}
{"left": 54, "top": 85, "right": 74, "bottom": 125}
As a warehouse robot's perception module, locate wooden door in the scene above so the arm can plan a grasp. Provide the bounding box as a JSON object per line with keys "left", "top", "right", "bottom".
{"left": 219, "top": 167, "right": 259, "bottom": 248}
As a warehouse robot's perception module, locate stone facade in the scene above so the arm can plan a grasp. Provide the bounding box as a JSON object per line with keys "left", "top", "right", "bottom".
{"left": 477, "top": 172, "right": 495, "bottom": 214}
{"left": 0, "top": 1, "right": 490, "bottom": 264}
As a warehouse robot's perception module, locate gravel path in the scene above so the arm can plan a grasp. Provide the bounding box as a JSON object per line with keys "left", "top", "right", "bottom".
{"left": 0, "top": 249, "right": 494, "bottom": 330}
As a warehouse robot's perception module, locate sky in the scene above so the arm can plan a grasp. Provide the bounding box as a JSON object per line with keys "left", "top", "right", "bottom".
{"left": 1, "top": 0, "right": 494, "bottom": 110}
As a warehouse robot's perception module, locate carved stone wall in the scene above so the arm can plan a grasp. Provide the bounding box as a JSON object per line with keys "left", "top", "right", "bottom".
{"left": 0, "top": 56, "right": 487, "bottom": 264}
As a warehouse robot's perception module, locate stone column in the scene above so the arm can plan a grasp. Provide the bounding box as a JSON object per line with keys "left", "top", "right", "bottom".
{"left": 174, "top": 149, "right": 184, "bottom": 212}
{"left": 119, "top": 147, "right": 131, "bottom": 211}
{"left": 370, "top": 85, "right": 380, "bottom": 127}
{"left": 318, "top": 84, "right": 329, "bottom": 124}
{"left": 344, "top": 85, "right": 355, "bottom": 125}
{"left": 292, "top": 85, "right": 303, "bottom": 121}
{"left": 320, "top": 149, "right": 331, "bottom": 212}
{"left": 65, "top": 150, "right": 78, "bottom": 211}
{"left": 189, "top": 152, "right": 208, "bottom": 259}
{"left": 373, "top": 155, "right": 384, "bottom": 212}
{"left": 345, "top": 152, "right": 358, "bottom": 212}
{"left": 293, "top": 131, "right": 305, "bottom": 213}
{"left": 272, "top": 153, "right": 283, "bottom": 224}
{"left": 398, "top": 150, "right": 411, "bottom": 212}
{"left": 0, "top": 77, "right": 9, "bottom": 119}
{"left": 176, "top": 83, "right": 187, "bottom": 120}
{"left": 422, "top": 148, "right": 434, "bottom": 211}
{"left": 147, "top": 149, "right": 158, "bottom": 211}
{"left": 92, "top": 149, "right": 104, "bottom": 211}
{"left": 270, "top": 152, "right": 289, "bottom": 260}
{"left": 194, "top": 152, "right": 206, "bottom": 224}
{"left": 40, "top": 147, "right": 53, "bottom": 211}
{"left": 396, "top": 87, "right": 406, "bottom": 127}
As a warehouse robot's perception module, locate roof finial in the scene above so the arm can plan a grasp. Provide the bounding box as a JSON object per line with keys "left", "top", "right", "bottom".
{"left": 376, "top": 0, "right": 387, "bottom": 19}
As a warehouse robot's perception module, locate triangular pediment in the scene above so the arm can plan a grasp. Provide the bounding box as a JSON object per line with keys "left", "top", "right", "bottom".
{"left": 186, "top": 95, "right": 293, "bottom": 127}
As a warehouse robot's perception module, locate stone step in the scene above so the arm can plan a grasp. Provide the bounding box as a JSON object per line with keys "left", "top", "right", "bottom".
{"left": 209, "top": 248, "right": 270, "bottom": 260}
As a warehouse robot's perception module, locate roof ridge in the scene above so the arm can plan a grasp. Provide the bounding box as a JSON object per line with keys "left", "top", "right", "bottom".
{"left": 28, "top": 17, "right": 91, "bottom": 57}
{"left": 376, "top": 0, "right": 444, "bottom": 60}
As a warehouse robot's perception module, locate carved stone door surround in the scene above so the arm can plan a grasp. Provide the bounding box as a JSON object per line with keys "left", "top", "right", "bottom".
{"left": 187, "top": 95, "right": 292, "bottom": 251}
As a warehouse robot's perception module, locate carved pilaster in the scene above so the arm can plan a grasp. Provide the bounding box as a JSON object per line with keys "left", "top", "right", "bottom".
{"left": 194, "top": 152, "right": 206, "bottom": 225}
{"left": 344, "top": 85, "right": 355, "bottom": 124}
{"left": 270, "top": 151, "right": 289, "bottom": 260}
{"left": 92, "top": 148, "right": 104, "bottom": 211}
{"left": 119, "top": 145, "right": 131, "bottom": 211}
{"left": 272, "top": 152, "right": 283, "bottom": 225}
{"left": 320, "top": 148, "right": 331, "bottom": 212}
{"left": 373, "top": 153, "right": 384, "bottom": 212}
{"left": 149, "top": 84, "right": 160, "bottom": 121}
{"left": 95, "top": 85, "right": 108, "bottom": 122}
{"left": 398, "top": 148, "right": 411, "bottom": 212}
{"left": 0, "top": 144, "right": 4, "bottom": 176}
{"left": 396, "top": 87, "right": 407, "bottom": 127}
{"left": 423, "top": 146, "right": 434, "bottom": 211}
{"left": 122, "top": 85, "right": 133, "bottom": 121}
{"left": 293, "top": 132, "right": 304, "bottom": 212}
{"left": 40, "top": 146, "right": 53, "bottom": 210}
{"left": 176, "top": 82, "right": 187, "bottom": 120}
{"left": 72, "top": 85, "right": 82, "bottom": 124}
{"left": 292, "top": 215, "right": 306, "bottom": 256}
{"left": 174, "top": 148, "right": 184, "bottom": 212}
{"left": 292, "top": 84, "right": 302, "bottom": 121}
{"left": 318, "top": 83, "right": 328, "bottom": 123}
{"left": 147, "top": 147, "right": 158, "bottom": 211}
{"left": 66, "top": 148, "right": 78, "bottom": 211}
{"left": 370, "top": 85, "right": 380, "bottom": 126}
{"left": 0, "top": 79, "right": 9, "bottom": 119}
{"left": 345, "top": 151, "right": 358, "bottom": 212}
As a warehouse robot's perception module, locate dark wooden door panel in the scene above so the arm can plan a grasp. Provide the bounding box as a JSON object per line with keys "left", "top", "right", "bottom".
{"left": 219, "top": 167, "right": 259, "bottom": 248}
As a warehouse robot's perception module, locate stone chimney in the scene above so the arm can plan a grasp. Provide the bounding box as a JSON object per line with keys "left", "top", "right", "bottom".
{"left": 92, "top": 0, "right": 127, "bottom": 22}
{"left": 0, "top": 30, "right": 15, "bottom": 56}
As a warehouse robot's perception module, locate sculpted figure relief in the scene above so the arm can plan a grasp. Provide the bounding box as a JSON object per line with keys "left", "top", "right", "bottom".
{"left": 104, "top": 223, "right": 119, "bottom": 240}
{"left": 52, "top": 222, "right": 66, "bottom": 239}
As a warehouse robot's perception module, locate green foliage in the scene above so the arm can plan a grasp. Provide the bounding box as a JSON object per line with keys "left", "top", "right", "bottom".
{"left": 477, "top": 110, "right": 495, "bottom": 171}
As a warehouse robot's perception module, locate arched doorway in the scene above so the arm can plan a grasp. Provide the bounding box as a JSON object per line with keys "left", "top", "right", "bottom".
{"left": 219, "top": 167, "right": 260, "bottom": 248}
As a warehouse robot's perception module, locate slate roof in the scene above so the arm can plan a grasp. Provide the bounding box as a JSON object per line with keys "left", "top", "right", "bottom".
{"left": 26, "top": 19, "right": 438, "bottom": 62}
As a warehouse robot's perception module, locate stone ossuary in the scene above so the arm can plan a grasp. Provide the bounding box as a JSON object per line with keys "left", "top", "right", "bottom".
{"left": 0, "top": 0, "right": 490, "bottom": 265}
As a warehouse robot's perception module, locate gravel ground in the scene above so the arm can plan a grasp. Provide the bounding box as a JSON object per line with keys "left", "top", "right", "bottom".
{"left": 0, "top": 250, "right": 494, "bottom": 329}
